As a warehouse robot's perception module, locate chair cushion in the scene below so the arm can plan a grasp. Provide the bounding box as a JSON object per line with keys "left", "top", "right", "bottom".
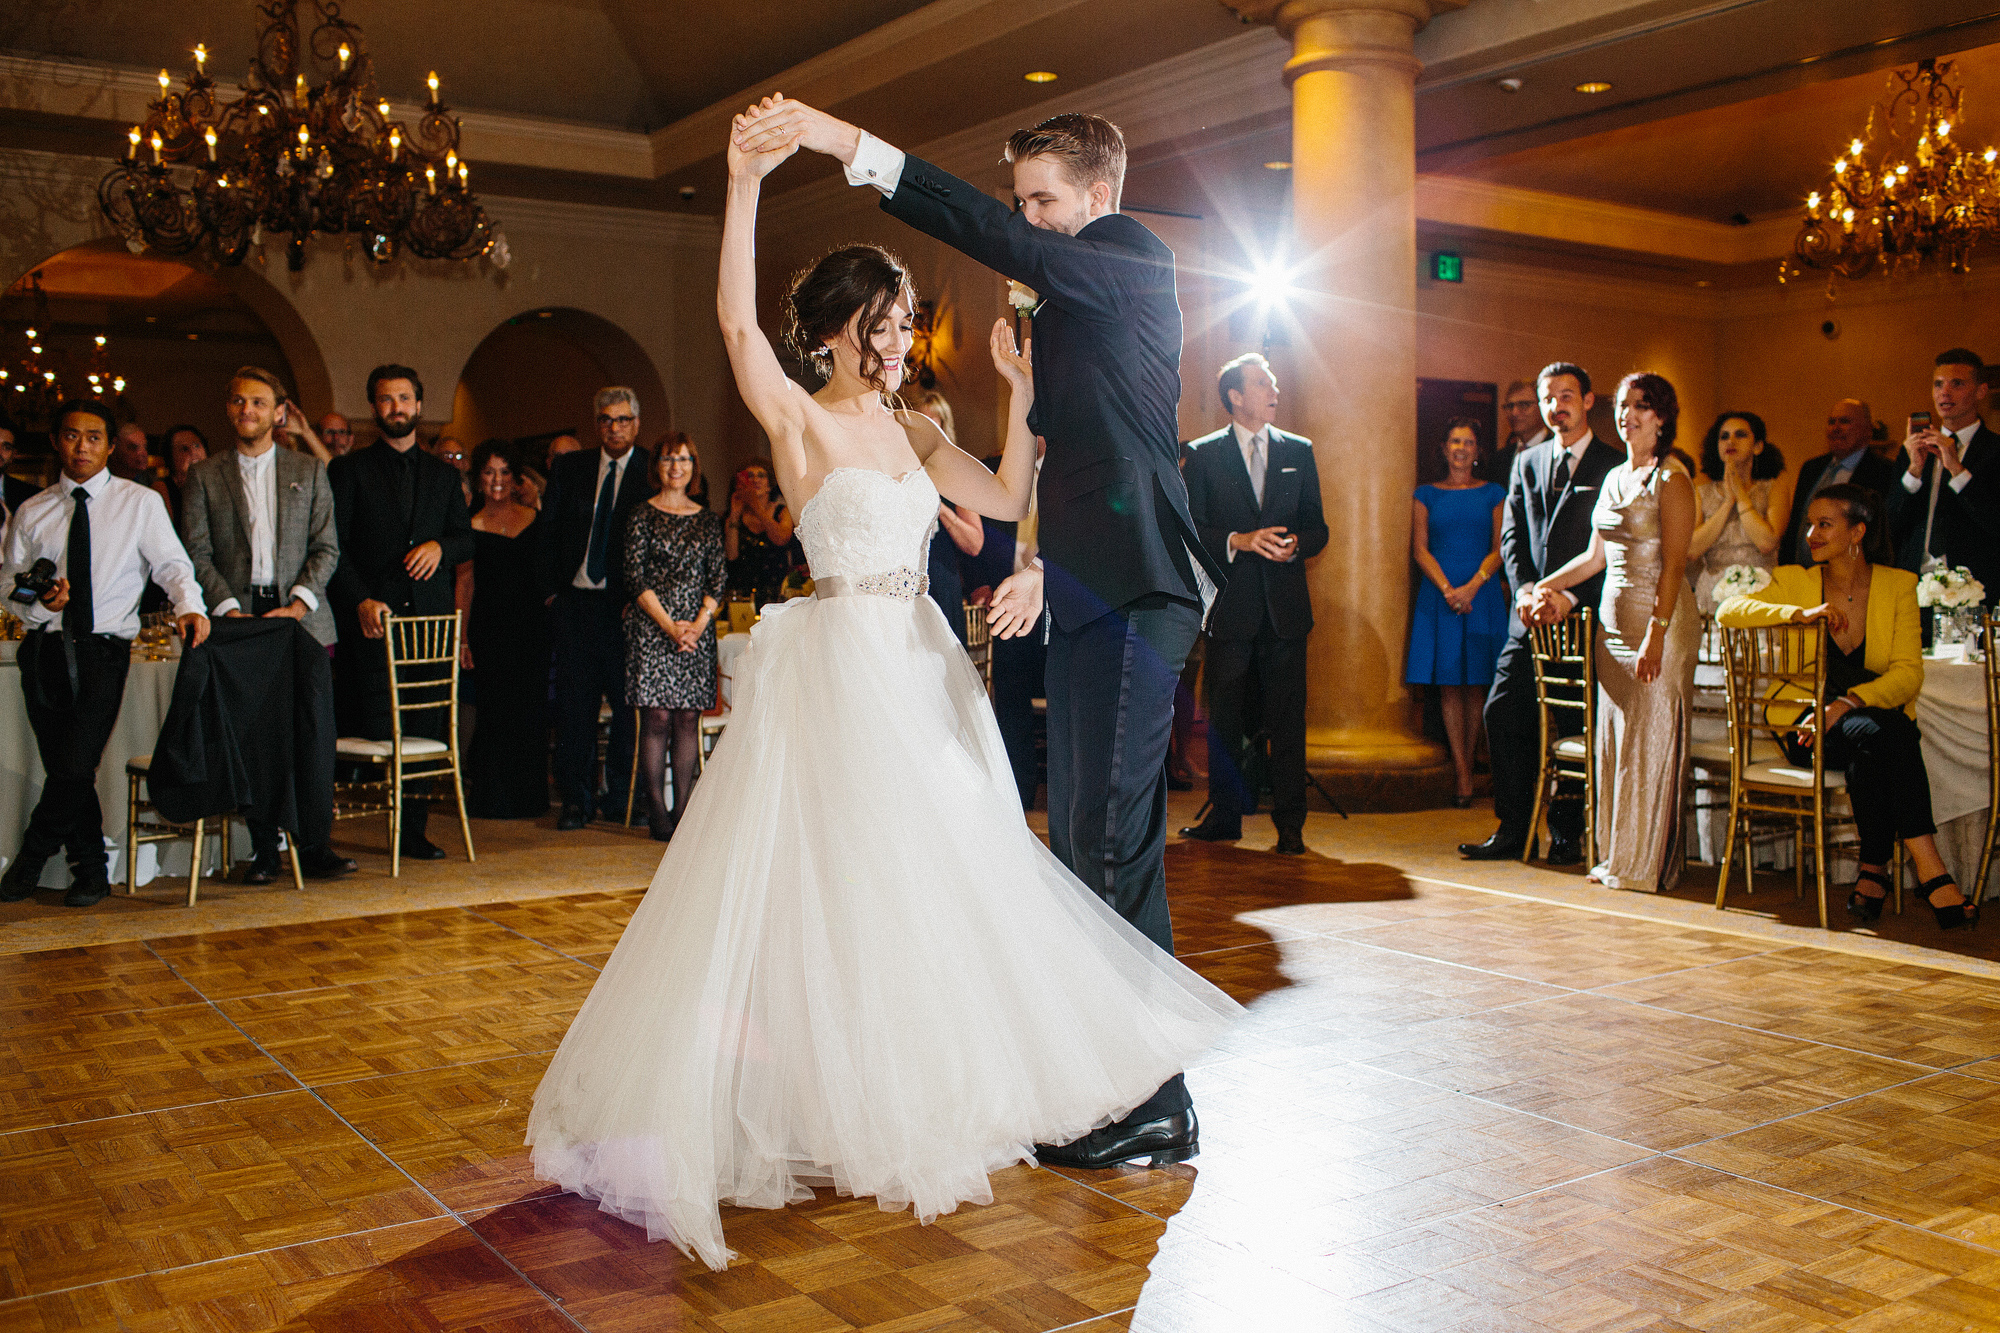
{"left": 699, "top": 710, "right": 730, "bottom": 732}
{"left": 336, "top": 736, "right": 450, "bottom": 758}
{"left": 127, "top": 754, "right": 153, "bottom": 773}
{"left": 1742, "top": 760, "right": 1846, "bottom": 790}
{"left": 1553, "top": 737, "right": 1587, "bottom": 761}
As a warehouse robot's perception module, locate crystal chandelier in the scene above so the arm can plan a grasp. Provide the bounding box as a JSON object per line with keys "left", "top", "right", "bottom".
{"left": 1781, "top": 58, "right": 2000, "bottom": 290}
{"left": 0, "top": 273, "right": 130, "bottom": 431}
{"left": 98, "top": 0, "right": 508, "bottom": 273}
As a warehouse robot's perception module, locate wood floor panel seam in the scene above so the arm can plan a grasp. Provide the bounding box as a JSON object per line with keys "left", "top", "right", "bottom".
{"left": 146, "top": 945, "right": 582, "bottom": 1006}
{"left": 458, "top": 904, "right": 622, "bottom": 974}
{"left": 1587, "top": 987, "right": 1990, "bottom": 1077}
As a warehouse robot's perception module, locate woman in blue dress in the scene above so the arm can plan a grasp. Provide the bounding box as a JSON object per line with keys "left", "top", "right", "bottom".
{"left": 1408, "top": 418, "right": 1508, "bottom": 807}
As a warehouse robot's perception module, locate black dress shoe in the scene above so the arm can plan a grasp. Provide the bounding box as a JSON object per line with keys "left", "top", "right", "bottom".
{"left": 556, "top": 805, "right": 588, "bottom": 831}
{"left": 239, "top": 859, "right": 283, "bottom": 885}
{"left": 1273, "top": 832, "right": 1307, "bottom": 856}
{"left": 299, "top": 850, "right": 358, "bottom": 880}
{"left": 1178, "top": 819, "right": 1241, "bottom": 842}
{"left": 1459, "top": 831, "right": 1525, "bottom": 860}
{"left": 63, "top": 879, "right": 112, "bottom": 907}
{"left": 399, "top": 837, "right": 447, "bottom": 861}
{"left": 0, "top": 857, "right": 44, "bottom": 902}
{"left": 1036, "top": 1110, "right": 1198, "bottom": 1170}
{"left": 1545, "top": 835, "right": 1583, "bottom": 867}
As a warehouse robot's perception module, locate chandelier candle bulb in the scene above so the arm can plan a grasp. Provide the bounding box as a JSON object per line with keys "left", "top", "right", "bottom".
{"left": 203, "top": 126, "right": 217, "bottom": 162}
{"left": 458, "top": 162, "right": 468, "bottom": 187}
{"left": 388, "top": 127, "right": 400, "bottom": 161}
{"left": 194, "top": 44, "right": 206, "bottom": 72}
{"left": 426, "top": 165, "right": 436, "bottom": 194}
{"left": 427, "top": 71, "right": 439, "bottom": 102}
{"left": 149, "top": 133, "right": 161, "bottom": 165}
{"left": 158, "top": 69, "right": 170, "bottom": 93}
{"left": 127, "top": 126, "right": 140, "bottom": 158}
{"left": 377, "top": 99, "right": 390, "bottom": 117}
{"left": 338, "top": 43, "right": 350, "bottom": 70}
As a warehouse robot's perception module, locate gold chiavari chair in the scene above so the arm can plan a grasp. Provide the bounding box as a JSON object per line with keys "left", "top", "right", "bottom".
{"left": 1977, "top": 613, "right": 2000, "bottom": 903}
{"left": 123, "top": 758, "right": 303, "bottom": 906}
{"left": 333, "top": 612, "right": 475, "bottom": 877}
{"left": 1524, "top": 608, "right": 1596, "bottom": 867}
{"left": 964, "top": 601, "right": 994, "bottom": 698}
{"left": 1715, "top": 622, "right": 1894, "bottom": 928}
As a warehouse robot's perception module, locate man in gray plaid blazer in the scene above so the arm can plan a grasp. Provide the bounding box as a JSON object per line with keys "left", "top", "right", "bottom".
{"left": 180, "top": 366, "right": 353, "bottom": 881}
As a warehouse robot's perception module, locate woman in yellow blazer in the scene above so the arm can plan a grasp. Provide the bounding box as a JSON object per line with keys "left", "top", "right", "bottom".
{"left": 1715, "top": 484, "right": 1972, "bottom": 929}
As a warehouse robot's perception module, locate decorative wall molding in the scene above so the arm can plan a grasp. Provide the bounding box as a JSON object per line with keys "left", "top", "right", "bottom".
{"left": 1416, "top": 174, "right": 1796, "bottom": 266}
{"left": 484, "top": 195, "right": 720, "bottom": 255}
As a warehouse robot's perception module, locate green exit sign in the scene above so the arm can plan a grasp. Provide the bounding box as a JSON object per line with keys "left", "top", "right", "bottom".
{"left": 1431, "top": 252, "right": 1464, "bottom": 282}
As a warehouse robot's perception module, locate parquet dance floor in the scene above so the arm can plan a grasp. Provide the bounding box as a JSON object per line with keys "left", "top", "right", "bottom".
{"left": 5, "top": 806, "right": 2000, "bottom": 1330}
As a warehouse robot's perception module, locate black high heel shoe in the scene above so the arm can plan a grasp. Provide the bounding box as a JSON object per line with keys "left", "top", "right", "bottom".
{"left": 1846, "top": 867, "right": 1891, "bottom": 923}
{"left": 1921, "top": 873, "right": 1978, "bottom": 931}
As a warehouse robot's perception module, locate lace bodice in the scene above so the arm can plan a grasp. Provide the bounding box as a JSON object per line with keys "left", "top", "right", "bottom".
{"left": 796, "top": 467, "right": 939, "bottom": 582}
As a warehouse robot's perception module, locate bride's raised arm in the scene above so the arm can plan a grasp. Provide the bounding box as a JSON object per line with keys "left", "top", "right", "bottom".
{"left": 719, "top": 101, "right": 809, "bottom": 485}
{"left": 906, "top": 318, "right": 1038, "bottom": 522}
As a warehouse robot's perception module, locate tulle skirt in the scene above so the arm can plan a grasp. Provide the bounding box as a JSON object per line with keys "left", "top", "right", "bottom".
{"left": 526, "top": 591, "right": 1241, "bottom": 1270}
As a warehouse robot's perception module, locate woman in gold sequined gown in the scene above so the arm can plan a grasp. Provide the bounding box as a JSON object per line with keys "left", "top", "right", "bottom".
{"left": 1532, "top": 372, "right": 1700, "bottom": 891}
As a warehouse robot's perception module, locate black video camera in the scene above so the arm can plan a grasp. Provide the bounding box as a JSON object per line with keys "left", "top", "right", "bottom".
{"left": 8, "top": 558, "right": 58, "bottom": 607}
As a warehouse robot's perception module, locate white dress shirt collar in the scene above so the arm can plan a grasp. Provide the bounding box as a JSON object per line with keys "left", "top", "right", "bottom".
{"left": 58, "top": 468, "right": 113, "bottom": 502}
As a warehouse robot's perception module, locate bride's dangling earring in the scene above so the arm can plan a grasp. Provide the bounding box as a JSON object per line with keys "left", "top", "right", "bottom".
{"left": 810, "top": 344, "right": 834, "bottom": 380}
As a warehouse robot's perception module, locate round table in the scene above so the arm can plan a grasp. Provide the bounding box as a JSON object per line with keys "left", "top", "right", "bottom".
{"left": 1915, "top": 649, "right": 1994, "bottom": 900}
{"left": 0, "top": 643, "right": 186, "bottom": 888}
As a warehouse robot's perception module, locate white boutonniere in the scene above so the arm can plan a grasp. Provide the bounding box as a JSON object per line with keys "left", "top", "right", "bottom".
{"left": 1006, "top": 280, "right": 1043, "bottom": 316}
{"left": 287, "top": 481, "right": 304, "bottom": 492}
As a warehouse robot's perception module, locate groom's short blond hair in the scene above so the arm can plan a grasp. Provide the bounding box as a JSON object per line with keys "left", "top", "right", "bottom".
{"left": 1004, "top": 114, "right": 1126, "bottom": 210}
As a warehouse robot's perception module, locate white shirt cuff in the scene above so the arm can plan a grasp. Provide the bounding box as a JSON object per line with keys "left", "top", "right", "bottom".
{"left": 843, "top": 132, "right": 905, "bottom": 196}
{"left": 1902, "top": 470, "right": 1923, "bottom": 493}
{"left": 1950, "top": 468, "right": 1974, "bottom": 493}
{"left": 212, "top": 597, "right": 241, "bottom": 617}
{"left": 1225, "top": 540, "right": 1238, "bottom": 563}
{"left": 290, "top": 585, "right": 319, "bottom": 612}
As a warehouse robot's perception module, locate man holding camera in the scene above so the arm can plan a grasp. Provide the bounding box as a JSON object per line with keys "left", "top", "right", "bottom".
{"left": 0, "top": 400, "right": 208, "bottom": 906}
{"left": 1892, "top": 348, "right": 1998, "bottom": 598}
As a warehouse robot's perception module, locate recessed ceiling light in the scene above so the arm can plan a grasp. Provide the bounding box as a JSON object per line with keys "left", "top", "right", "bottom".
{"left": 1496, "top": 78, "right": 1523, "bottom": 93}
{"left": 1574, "top": 81, "right": 1612, "bottom": 94}
{"left": 1264, "top": 160, "right": 1292, "bottom": 171}
{"left": 1024, "top": 71, "right": 1057, "bottom": 83}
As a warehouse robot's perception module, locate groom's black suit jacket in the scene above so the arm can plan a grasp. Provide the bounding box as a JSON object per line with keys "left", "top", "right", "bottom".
{"left": 882, "top": 157, "right": 1226, "bottom": 629}
{"left": 1500, "top": 434, "right": 1624, "bottom": 635}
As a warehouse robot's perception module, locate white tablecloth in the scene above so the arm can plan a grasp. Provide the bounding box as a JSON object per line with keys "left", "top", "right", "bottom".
{"left": 717, "top": 632, "right": 750, "bottom": 708}
{"left": 1915, "top": 651, "right": 1994, "bottom": 899}
{"left": 0, "top": 645, "right": 195, "bottom": 887}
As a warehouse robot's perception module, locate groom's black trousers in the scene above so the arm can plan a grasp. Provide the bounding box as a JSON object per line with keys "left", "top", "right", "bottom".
{"left": 1046, "top": 592, "right": 1202, "bottom": 1123}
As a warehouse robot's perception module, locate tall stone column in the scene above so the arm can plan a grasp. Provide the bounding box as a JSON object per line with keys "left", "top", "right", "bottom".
{"left": 1230, "top": 0, "right": 1461, "bottom": 801}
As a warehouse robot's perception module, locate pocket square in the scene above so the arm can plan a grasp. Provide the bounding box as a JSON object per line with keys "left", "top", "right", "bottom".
{"left": 1280, "top": 467, "right": 1297, "bottom": 473}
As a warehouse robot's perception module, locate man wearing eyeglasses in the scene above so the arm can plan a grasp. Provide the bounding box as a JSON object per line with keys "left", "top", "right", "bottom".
{"left": 540, "top": 387, "right": 657, "bottom": 829}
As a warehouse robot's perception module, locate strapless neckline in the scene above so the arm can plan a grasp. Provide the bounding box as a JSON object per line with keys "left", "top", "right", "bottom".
{"left": 799, "top": 466, "right": 926, "bottom": 526}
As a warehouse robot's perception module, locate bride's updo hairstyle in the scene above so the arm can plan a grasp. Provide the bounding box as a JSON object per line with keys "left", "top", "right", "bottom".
{"left": 785, "top": 245, "right": 915, "bottom": 391}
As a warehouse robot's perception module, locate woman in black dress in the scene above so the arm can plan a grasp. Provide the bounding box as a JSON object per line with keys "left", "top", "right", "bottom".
{"left": 457, "top": 440, "right": 551, "bottom": 817}
{"left": 625, "top": 433, "right": 727, "bottom": 840}
{"left": 723, "top": 457, "right": 795, "bottom": 608}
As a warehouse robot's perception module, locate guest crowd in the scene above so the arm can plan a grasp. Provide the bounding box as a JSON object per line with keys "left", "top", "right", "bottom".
{"left": 1434, "top": 349, "right": 1995, "bottom": 929}
{"left": 0, "top": 337, "right": 1990, "bottom": 926}
{"left": 0, "top": 362, "right": 836, "bottom": 906}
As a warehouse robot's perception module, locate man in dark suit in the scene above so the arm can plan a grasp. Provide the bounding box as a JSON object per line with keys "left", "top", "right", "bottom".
{"left": 1890, "top": 348, "right": 1999, "bottom": 598}
{"left": 1179, "top": 352, "right": 1327, "bottom": 854}
{"left": 540, "top": 387, "right": 655, "bottom": 830}
{"left": 1463, "top": 361, "right": 1624, "bottom": 864}
{"left": 181, "top": 365, "right": 352, "bottom": 882}
{"left": 749, "top": 99, "right": 1227, "bottom": 1169}
{"left": 1782, "top": 398, "right": 1900, "bottom": 566}
{"left": 0, "top": 424, "right": 42, "bottom": 523}
{"left": 327, "top": 364, "right": 474, "bottom": 861}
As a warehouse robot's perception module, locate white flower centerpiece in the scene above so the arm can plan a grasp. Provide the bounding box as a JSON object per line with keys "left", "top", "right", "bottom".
{"left": 1917, "top": 564, "right": 1988, "bottom": 652}
{"left": 1712, "top": 564, "right": 1772, "bottom": 604}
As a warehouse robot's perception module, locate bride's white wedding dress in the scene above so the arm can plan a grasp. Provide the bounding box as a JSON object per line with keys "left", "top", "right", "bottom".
{"left": 527, "top": 465, "right": 1240, "bottom": 1270}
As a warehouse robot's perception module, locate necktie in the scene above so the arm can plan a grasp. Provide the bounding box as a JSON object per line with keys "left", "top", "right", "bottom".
{"left": 585, "top": 460, "right": 618, "bottom": 585}
{"left": 1248, "top": 434, "right": 1267, "bottom": 508}
{"left": 65, "top": 486, "right": 92, "bottom": 637}
{"left": 1549, "top": 450, "right": 1573, "bottom": 507}
{"left": 1921, "top": 454, "right": 1945, "bottom": 570}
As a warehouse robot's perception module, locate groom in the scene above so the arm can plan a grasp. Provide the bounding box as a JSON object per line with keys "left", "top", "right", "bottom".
{"left": 739, "top": 100, "right": 1226, "bottom": 1169}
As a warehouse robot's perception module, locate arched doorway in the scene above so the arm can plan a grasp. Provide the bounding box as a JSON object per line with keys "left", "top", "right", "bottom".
{"left": 450, "top": 307, "right": 670, "bottom": 449}
{"left": 0, "top": 239, "right": 324, "bottom": 458}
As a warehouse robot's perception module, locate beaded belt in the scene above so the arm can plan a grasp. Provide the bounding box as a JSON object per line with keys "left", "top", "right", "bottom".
{"left": 813, "top": 567, "right": 929, "bottom": 601}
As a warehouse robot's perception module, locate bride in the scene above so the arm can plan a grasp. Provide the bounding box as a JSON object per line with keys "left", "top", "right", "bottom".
{"left": 525, "top": 106, "right": 1240, "bottom": 1271}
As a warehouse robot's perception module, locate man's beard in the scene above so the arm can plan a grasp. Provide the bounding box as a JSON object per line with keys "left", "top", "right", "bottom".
{"left": 376, "top": 411, "right": 417, "bottom": 440}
